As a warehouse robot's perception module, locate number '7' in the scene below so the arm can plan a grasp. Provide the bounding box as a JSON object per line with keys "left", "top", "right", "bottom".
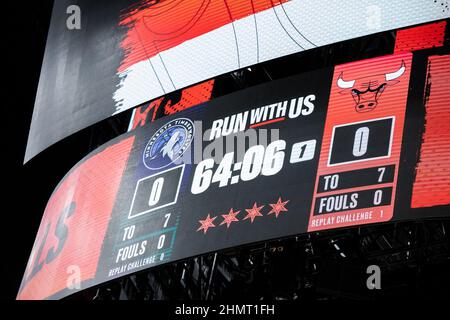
{"left": 377, "top": 167, "right": 386, "bottom": 183}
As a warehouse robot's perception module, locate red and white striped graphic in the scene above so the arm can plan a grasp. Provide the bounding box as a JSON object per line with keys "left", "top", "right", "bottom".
{"left": 113, "top": 0, "right": 447, "bottom": 114}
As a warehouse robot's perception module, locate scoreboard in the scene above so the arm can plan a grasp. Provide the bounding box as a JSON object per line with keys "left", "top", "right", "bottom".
{"left": 25, "top": 0, "right": 448, "bottom": 163}
{"left": 309, "top": 55, "right": 410, "bottom": 230}
{"left": 18, "top": 51, "right": 450, "bottom": 300}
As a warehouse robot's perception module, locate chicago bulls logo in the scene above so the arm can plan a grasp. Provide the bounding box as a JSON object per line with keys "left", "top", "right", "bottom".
{"left": 337, "top": 60, "right": 406, "bottom": 113}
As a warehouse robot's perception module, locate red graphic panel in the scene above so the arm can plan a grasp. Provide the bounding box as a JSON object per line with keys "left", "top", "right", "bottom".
{"left": 411, "top": 55, "right": 450, "bottom": 208}
{"left": 130, "top": 98, "right": 165, "bottom": 131}
{"left": 394, "top": 21, "right": 446, "bottom": 53}
{"left": 119, "top": 0, "right": 288, "bottom": 72}
{"left": 129, "top": 80, "right": 214, "bottom": 131}
{"left": 17, "top": 137, "right": 135, "bottom": 300}
{"left": 164, "top": 80, "right": 215, "bottom": 115}
{"left": 308, "top": 53, "right": 412, "bottom": 232}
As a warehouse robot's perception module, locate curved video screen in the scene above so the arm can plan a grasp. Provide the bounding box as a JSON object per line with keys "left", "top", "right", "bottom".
{"left": 18, "top": 50, "right": 450, "bottom": 300}
{"left": 24, "top": 0, "right": 449, "bottom": 162}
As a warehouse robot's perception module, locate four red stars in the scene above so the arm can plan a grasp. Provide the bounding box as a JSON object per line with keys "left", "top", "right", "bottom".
{"left": 220, "top": 208, "right": 240, "bottom": 228}
{"left": 196, "top": 214, "right": 217, "bottom": 234}
{"left": 268, "top": 197, "right": 289, "bottom": 218}
{"left": 244, "top": 202, "right": 264, "bottom": 223}
{"left": 197, "top": 198, "right": 290, "bottom": 234}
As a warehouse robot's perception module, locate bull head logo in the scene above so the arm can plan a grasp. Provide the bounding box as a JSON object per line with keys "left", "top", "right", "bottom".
{"left": 337, "top": 60, "right": 406, "bottom": 113}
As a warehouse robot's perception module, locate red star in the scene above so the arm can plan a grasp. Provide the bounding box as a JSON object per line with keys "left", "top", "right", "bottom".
{"left": 268, "top": 197, "right": 289, "bottom": 218}
{"left": 220, "top": 208, "right": 240, "bottom": 228}
{"left": 197, "top": 214, "right": 217, "bottom": 234}
{"left": 244, "top": 202, "right": 264, "bottom": 223}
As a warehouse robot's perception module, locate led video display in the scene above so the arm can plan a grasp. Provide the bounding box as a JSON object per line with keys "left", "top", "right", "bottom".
{"left": 18, "top": 49, "right": 450, "bottom": 299}
{"left": 25, "top": 0, "right": 448, "bottom": 162}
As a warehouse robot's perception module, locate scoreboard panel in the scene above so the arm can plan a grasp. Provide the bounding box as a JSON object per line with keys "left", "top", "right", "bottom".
{"left": 18, "top": 50, "right": 450, "bottom": 300}
{"left": 309, "top": 53, "right": 411, "bottom": 231}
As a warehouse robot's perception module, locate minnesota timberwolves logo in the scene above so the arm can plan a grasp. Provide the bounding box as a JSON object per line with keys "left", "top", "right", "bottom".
{"left": 143, "top": 118, "right": 194, "bottom": 170}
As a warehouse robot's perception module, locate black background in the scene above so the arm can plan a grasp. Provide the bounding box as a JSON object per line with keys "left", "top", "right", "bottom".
{"left": 3, "top": 0, "right": 53, "bottom": 301}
